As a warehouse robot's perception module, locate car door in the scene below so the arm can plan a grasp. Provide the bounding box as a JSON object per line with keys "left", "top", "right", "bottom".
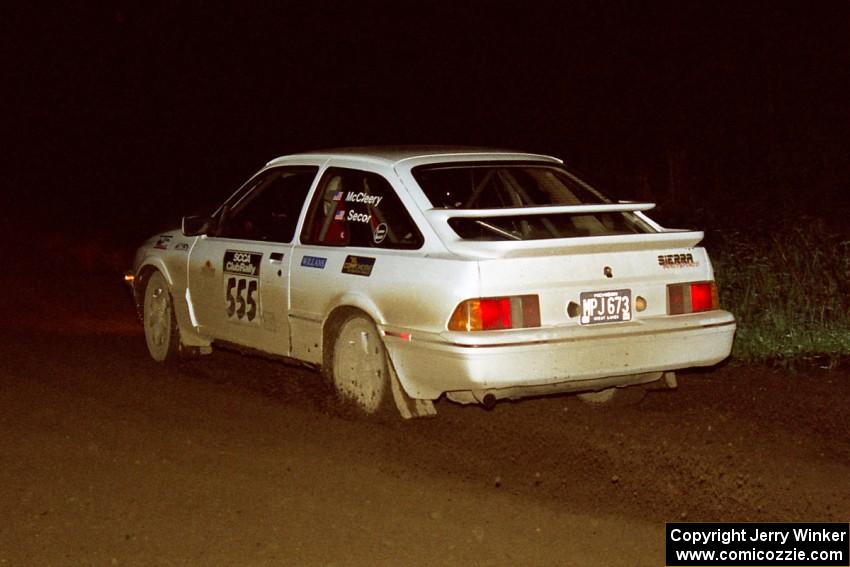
{"left": 186, "top": 165, "right": 319, "bottom": 355}
{"left": 289, "top": 166, "right": 424, "bottom": 363}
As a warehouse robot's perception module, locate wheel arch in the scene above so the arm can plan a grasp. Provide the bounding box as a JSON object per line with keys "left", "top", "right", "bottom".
{"left": 321, "top": 304, "right": 377, "bottom": 375}
{"left": 321, "top": 292, "right": 386, "bottom": 361}
{"left": 321, "top": 303, "right": 437, "bottom": 418}
{"left": 133, "top": 258, "right": 210, "bottom": 351}
{"left": 133, "top": 259, "right": 173, "bottom": 320}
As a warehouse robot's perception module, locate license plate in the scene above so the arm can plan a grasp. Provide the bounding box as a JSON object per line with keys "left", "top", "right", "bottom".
{"left": 579, "top": 289, "right": 632, "bottom": 325}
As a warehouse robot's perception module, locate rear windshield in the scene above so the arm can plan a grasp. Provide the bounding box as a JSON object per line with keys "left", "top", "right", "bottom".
{"left": 412, "top": 162, "right": 652, "bottom": 240}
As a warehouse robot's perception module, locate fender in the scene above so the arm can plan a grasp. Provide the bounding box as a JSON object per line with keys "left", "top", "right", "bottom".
{"left": 135, "top": 255, "right": 172, "bottom": 285}
{"left": 323, "top": 291, "right": 439, "bottom": 400}
{"left": 135, "top": 256, "right": 211, "bottom": 349}
{"left": 321, "top": 291, "right": 437, "bottom": 406}
{"left": 323, "top": 290, "right": 386, "bottom": 329}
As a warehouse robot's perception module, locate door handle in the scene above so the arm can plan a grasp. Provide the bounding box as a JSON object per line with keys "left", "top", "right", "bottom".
{"left": 269, "top": 252, "right": 284, "bottom": 263}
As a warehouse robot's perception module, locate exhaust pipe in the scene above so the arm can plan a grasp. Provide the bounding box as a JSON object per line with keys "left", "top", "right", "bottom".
{"left": 473, "top": 391, "right": 497, "bottom": 410}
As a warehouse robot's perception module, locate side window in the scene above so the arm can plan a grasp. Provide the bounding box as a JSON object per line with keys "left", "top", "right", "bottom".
{"left": 216, "top": 166, "right": 318, "bottom": 242}
{"left": 300, "top": 168, "right": 423, "bottom": 249}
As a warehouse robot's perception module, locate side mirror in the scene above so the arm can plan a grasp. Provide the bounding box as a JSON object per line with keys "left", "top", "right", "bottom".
{"left": 182, "top": 215, "right": 211, "bottom": 236}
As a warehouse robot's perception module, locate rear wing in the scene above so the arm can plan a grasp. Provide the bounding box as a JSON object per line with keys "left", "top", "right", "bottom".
{"left": 427, "top": 202, "right": 657, "bottom": 221}
{"left": 423, "top": 202, "right": 704, "bottom": 259}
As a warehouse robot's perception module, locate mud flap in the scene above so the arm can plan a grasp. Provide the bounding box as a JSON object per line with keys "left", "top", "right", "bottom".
{"left": 644, "top": 371, "right": 678, "bottom": 390}
{"left": 387, "top": 356, "right": 437, "bottom": 419}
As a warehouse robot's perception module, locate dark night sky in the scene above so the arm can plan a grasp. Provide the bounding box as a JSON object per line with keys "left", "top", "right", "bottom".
{"left": 4, "top": 2, "right": 850, "bottom": 243}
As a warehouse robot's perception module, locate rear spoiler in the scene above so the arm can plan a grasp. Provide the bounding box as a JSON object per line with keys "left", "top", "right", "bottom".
{"left": 426, "top": 202, "right": 657, "bottom": 222}
{"left": 423, "top": 202, "right": 704, "bottom": 259}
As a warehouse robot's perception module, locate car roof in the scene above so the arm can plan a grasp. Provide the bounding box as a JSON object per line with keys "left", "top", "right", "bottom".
{"left": 266, "top": 146, "right": 562, "bottom": 168}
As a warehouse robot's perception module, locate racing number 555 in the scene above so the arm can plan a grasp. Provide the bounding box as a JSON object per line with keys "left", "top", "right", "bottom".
{"left": 225, "top": 277, "right": 258, "bottom": 321}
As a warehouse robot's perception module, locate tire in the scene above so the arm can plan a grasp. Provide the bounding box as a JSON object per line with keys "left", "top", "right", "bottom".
{"left": 143, "top": 271, "right": 180, "bottom": 362}
{"left": 330, "top": 315, "right": 392, "bottom": 415}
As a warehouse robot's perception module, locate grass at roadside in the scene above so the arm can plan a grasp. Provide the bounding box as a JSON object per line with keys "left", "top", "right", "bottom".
{"left": 705, "top": 213, "right": 850, "bottom": 366}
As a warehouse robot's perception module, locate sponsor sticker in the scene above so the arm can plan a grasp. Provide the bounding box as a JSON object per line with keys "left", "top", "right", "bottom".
{"left": 373, "top": 223, "right": 388, "bottom": 244}
{"left": 173, "top": 242, "right": 190, "bottom": 252}
{"left": 342, "top": 255, "right": 376, "bottom": 277}
{"left": 334, "top": 210, "right": 346, "bottom": 221}
{"left": 301, "top": 255, "right": 327, "bottom": 269}
{"left": 154, "top": 235, "right": 173, "bottom": 250}
{"left": 332, "top": 191, "right": 344, "bottom": 201}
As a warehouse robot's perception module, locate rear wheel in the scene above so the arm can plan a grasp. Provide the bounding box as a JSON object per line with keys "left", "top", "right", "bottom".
{"left": 330, "top": 315, "right": 392, "bottom": 415}
{"left": 143, "top": 271, "right": 180, "bottom": 362}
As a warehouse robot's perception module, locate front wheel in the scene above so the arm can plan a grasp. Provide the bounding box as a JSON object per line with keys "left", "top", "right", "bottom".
{"left": 330, "top": 315, "right": 392, "bottom": 415}
{"left": 143, "top": 271, "right": 180, "bottom": 362}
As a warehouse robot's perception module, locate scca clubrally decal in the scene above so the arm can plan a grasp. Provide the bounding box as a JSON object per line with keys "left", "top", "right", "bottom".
{"left": 223, "top": 250, "right": 262, "bottom": 324}
{"left": 342, "top": 255, "right": 375, "bottom": 277}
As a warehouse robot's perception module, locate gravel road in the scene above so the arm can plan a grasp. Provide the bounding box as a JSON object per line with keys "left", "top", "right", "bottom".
{"left": 1, "top": 271, "right": 847, "bottom": 566}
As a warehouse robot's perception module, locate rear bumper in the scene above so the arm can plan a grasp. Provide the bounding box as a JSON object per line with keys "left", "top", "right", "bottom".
{"left": 383, "top": 311, "right": 736, "bottom": 400}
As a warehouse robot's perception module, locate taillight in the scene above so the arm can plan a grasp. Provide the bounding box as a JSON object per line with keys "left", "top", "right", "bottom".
{"left": 480, "top": 297, "right": 511, "bottom": 330}
{"left": 448, "top": 295, "right": 541, "bottom": 331}
{"left": 667, "top": 281, "right": 719, "bottom": 315}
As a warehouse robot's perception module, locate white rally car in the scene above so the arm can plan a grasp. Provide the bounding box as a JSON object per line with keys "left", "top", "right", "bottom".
{"left": 128, "top": 147, "right": 735, "bottom": 418}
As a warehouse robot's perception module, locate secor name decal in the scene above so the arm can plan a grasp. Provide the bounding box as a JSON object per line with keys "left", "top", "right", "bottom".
{"left": 346, "top": 210, "right": 372, "bottom": 223}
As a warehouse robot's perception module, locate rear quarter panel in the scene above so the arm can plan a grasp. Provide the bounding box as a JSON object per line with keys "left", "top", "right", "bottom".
{"left": 288, "top": 246, "right": 480, "bottom": 363}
